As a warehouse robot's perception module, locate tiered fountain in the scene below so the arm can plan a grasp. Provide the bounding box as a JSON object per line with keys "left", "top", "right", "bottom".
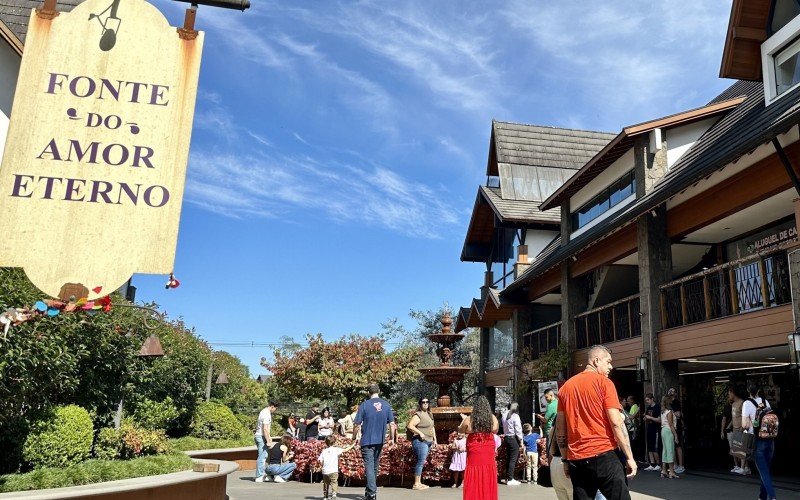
{"left": 418, "top": 311, "right": 472, "bottom": 444}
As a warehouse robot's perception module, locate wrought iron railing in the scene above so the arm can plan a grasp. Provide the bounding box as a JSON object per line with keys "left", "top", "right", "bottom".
{"left": 660, "top": 246, "right": 792, "bottom": 329}
{"left": 492, "top": 269, "right": 515, "bottom": 290}
{"left": 522, "top": 321, "right": 562, "bottom": 359}
{"left": 575, "top": 295, "right": 641, "bottom": 349}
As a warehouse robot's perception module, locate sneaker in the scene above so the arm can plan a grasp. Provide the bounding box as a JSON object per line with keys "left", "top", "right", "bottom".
{"left": 675, "top": 466, "right": 685, "bottom": 474}
{"left": 645, "top": 465, "right": 657, "bottom": 471}
{"left": 264, "top": 475, "right": 274, "bottom": 482}
{"left": 740, "top": 467, "right": 751, "bottom": 476}
{"left": 273, "top": 475, "right": 286, "bottom": 483}
{"left": 331, "top": 495, "right": 337, "bottom": 499}
{"left": 254, "top": 476, "right": 265, "bottom": 483}
{"left": 732, "top": 466, "right": 742, "bottom": 474}
{"left": 507, "top": 479, "right": 521, "bottom": 486}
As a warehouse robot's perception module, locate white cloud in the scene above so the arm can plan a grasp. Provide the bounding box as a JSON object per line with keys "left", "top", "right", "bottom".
{"left": 271, "top": 1, "right": 504, "bottom": 115}
{"left": 501, "top": 0, "right": 730, "bottom": 124}
{"left": 185, "top": 150, "right": 460, "bottom": 239}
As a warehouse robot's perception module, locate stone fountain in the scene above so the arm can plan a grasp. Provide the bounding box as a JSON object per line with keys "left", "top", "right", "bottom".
{"left": 418, "top": 311, "right": 472, "bottom": 444}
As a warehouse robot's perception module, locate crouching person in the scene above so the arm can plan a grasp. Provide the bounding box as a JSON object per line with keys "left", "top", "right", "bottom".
{"left": 265, "top": 435, "right": 296, "bottom": 483}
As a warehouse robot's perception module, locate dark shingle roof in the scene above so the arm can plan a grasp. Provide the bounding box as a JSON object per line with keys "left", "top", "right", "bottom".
{"left": 491, "top": 120, "right": 615, "bottom": 172}
{"left": 503, "top": 79, "right": 794, "bottom": 296}
{"left": 481, "top": 185, "right": 561, "bottom": 224}
{"left": 0, "top": 0, "right": 82, "bottom": 44}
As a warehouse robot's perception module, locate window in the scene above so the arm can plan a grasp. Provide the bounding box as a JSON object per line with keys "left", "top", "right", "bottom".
{"left": 571, "top": 170, "right": 635, "bottom": 230}
{"left": 762, "top": 8, "right": 800, "bottom": 104}
{"left": 770, "top": 0, "right": 800, "bottom": 36}
{"left": 775, "top": 36, "right": 800, "bottom": 95}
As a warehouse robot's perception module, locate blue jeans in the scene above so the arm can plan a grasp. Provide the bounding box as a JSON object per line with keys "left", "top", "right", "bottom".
{"left": 254, "top": 435, "right": 267, "bottom": 478}
{"left": 411, "top": 438, "right": 432, "bottom": 476}
{"left": 754, "top": 438, "right": 776, "bottom": 499}
{"left": 265, "top": 462, "right": 296, "bottom": 480}
{"left": 361, "top": 444, "right": 383, "bottom": 499}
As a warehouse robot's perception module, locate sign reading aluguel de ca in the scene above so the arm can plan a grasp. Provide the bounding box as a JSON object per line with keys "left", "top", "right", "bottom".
{"left": 0, "top": 0, "right": 203, "bottom": 300}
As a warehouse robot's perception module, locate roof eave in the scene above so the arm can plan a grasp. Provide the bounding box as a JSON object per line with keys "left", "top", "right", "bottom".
{"left": 0, "top": 19, "right": 23, "bottom": 56}
{"left": 719, "top": 0, "right": 768, "bottom": 81}
{"left": 540, "top": 97, "right": 746, "bottom": 211}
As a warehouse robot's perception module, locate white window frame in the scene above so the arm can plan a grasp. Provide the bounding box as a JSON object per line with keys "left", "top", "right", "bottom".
{"left": 570, "top": 191, "right": 635, "bottom": 239}
{"left": 762, "top": 13, "right": 800, "bottom": 105}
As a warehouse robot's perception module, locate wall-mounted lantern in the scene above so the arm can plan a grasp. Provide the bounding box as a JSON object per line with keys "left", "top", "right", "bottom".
{"left": 637, "top": 352, "right": 650, "bottom": 382}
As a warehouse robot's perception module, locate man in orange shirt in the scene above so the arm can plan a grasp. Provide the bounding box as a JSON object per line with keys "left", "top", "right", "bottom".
{"left": 556, "top": 345, "right": 636, "bottom": 500}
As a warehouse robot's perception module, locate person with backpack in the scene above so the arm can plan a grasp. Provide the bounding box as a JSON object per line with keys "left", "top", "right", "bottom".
{"left": 742, "top": 385, "right": 778, "bottom": 500}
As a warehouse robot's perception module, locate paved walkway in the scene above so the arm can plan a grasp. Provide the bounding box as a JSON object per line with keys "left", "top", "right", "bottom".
{"left": 226, "top": 469, "right": 798, "bottom": 500}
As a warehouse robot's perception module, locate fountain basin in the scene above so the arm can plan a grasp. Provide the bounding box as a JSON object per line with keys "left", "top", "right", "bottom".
{"left": 426, "top": 333, "right": 465, "bottom": 345}
{"left": 418, "top": 366, "right": 471, "bottom": 385}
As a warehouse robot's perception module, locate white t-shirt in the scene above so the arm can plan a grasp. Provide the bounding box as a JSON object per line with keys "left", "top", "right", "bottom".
{"left": 319, "top": 417, "right": 335, "bottom": 437}
{"left": 742, "top": 397, "right": 770, "bottom": 434}
{"left": 318, "top": 446, "right": 346, "bottom": 474}
{"left": 255, "top": 407, "right": 272, "bottom": 437}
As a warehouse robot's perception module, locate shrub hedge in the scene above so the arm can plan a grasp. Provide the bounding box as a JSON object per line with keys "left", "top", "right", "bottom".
{"left": 22, "top": 405, "right": 93, "bottom": 469}
{"left": 191, "top": 402, "right": 247, "bottom": 440}
{"left": 94, "top": 421, "right": 170, "bottom": 460}
{"left": 132, "top": 397, "right": 179, "bottom": 431}
{"left": 0, "top": 453, "right": 193, "bottom": 493}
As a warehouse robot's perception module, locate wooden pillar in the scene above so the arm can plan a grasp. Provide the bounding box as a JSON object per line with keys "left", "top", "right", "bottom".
{"left": 728, "top": 268, "right": 740, "bottom": 315}
{"left": 702, "top": 276, "right": 712, "bottom": 320}
{"left": 758, "top": 257, "right": 771, "bottom": 308}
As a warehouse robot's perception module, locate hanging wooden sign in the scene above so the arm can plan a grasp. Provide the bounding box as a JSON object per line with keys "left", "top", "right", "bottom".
{"left": 0, "top": 0, "right": 204, "bottom": 300}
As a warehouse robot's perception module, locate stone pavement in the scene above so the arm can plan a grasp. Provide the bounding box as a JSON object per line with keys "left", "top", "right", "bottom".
{"left": 226, "top": 469, "right": 799, "bottom": 500}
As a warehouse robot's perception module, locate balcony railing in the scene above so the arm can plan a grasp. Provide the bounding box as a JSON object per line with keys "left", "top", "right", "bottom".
{"left": 493, "top": 269, "right": 515, "bottom": 290}
{"left": 522, "top": 321, "right": 562, "bottom": 359}
{"left": 575, "top": 295, "right": 641, "bottom": 349}
{"left": 660, "top": 246, "right": 792, "bottom": 329}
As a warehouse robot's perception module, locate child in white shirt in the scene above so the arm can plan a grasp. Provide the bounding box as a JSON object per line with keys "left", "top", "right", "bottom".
{"left": 317, "top": 435, "right": 355, "bottom": 500}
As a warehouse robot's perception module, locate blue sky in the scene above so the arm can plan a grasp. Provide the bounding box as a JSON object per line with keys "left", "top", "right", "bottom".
{"left": 136, "top": 0, "right": 734, "bottom": 375}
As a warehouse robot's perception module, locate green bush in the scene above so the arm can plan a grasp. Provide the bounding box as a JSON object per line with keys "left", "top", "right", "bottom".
{"left": 119, "top": 421, "right": 170, "bottom": 459}
{"left": 235, "top": 413, "right": 257, "bottom": 434}
{"left": 191, "top": 402, "right": 247, "bottom": 440}
{"left": 93, "top": 422, "right": 169, "bottom": 460}
{"left": 22, "top": 405, "right": 93, "bottom": 469}
{"left": 0, "top": 453, "right": 193, "bottom": 493}
{"left": 132, "top": 397, "right": 179, "bottom": 430}
{"left": 169, "top": 436, "right": 253, "bottom": 452}
{"left": 94, "top": 428, "right": 122, "bottom": 461}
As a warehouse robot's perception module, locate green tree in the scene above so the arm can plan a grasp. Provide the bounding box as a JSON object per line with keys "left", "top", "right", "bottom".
{"left": 264, "top": 333, "right": 421, "bottom": 407}
{"left": 209, "top": 351, "right": 267, "bottom": 414}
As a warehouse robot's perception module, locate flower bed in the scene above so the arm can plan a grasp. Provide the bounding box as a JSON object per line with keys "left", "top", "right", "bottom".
{"left": 289, "top": 434, "right": 526, "bottom": 484}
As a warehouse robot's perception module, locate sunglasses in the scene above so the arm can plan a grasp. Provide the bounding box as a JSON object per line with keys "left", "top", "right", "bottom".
{"left": 421, "top": 400, "right": 429, "bottom": 403}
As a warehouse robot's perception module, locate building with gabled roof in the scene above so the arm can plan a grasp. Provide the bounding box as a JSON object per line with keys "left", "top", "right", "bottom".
{"left": 455, "top": 0, "right": 800, "bottom": 474}
{"left": 457, "top": 119, "right": 613, "bottom": 413}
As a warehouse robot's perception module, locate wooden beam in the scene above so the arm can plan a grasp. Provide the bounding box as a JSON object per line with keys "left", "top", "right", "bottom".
{"left": 527, "top": 264, "right": 561, "bottom": 301}
{"left": 570, "top": 224, "right": 637, "bottom": 277}
{"left": 667, "top": 142, "right": 800, "bottom": 239}
{"left": 733, "top": 26, "right": 766, "bottom": 41}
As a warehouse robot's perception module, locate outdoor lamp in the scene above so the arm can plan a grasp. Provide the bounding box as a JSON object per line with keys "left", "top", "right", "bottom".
{"left": 637, "top": 352, "right": 649, "bottom": 382}
{"left": 138, "top": 334, "right": 165, "bottom": 358}
{"left": 789, "top": 328, "right": 800, "bottom": 368}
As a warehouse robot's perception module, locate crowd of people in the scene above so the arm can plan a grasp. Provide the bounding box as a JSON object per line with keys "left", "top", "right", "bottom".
{"left": 249, "top": 345, "right": 780, "bottom": 500}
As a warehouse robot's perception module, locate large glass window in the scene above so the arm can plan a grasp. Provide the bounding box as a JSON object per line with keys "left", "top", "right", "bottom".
{"left": 572, "top": 170, "right": 635, "bottom": 230}
{"left": 775, "top": 36, "right": 800, "bottom": 95}
{"left": 770, "top": 0, "right": 800, "bottom": 35}
{"left": 487, "top": 320, "right": 513, "bottom": 370}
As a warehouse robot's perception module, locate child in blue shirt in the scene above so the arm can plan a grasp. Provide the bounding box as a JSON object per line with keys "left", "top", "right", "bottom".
{"left": 522, "top": 423, "right": 541, "bottom": 484}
